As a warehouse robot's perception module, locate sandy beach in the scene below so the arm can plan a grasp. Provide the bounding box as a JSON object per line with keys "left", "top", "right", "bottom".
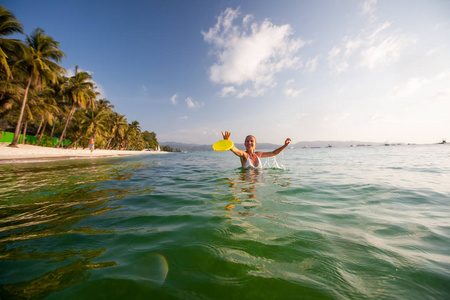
{"left": 0, "top": 142, "right": 165, "bottom": 164}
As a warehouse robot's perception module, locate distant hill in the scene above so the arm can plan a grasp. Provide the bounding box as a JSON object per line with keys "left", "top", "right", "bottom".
{"left": 161, "top": 140, "right": 384, "bottom": 152}
{"left": 160, "top": 142, "right": 211, "bottom": 152}
{"left": 292, "top": 141, "right": 383, "bottom": 148}
{"left": 159, "top": 142, "right": 282, "bottom": 152}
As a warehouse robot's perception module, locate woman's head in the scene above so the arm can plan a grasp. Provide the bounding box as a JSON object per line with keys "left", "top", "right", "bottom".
{"left": 245, "top": 135, "right": 257, "bottom": 149}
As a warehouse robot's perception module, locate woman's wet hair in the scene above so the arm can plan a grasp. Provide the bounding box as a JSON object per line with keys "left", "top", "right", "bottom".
{"left": 245, "top": 135, "right": 256, "bottom": 143}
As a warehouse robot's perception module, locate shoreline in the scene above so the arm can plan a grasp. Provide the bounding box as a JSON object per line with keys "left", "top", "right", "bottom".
{"left": 0, "top": 142, "right": 167, "bottom": 164}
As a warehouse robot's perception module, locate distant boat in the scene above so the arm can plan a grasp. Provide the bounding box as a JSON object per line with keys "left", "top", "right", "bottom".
{"left": 438, "top": 139, "right": 447, "bottom": 144}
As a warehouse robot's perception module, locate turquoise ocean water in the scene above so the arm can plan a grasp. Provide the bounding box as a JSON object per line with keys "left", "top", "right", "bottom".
{"left": 0, "top": 145, "right": 449, "bottom": 299}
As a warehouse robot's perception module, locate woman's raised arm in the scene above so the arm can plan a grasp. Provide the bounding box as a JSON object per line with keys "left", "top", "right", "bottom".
{"left": 260, "top": 138, "right": 291, "bottom": 158}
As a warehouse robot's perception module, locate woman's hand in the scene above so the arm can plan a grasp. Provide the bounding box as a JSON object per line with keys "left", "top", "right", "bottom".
{"left": 285, "top": 138, "right": 292, "bottom": 146}
{"left": 222, "top": 131, "right": 231, "bottom": 140}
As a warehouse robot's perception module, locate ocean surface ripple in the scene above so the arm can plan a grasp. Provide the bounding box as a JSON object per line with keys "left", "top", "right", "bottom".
{"left": 1, "top": 145, "right": 449, "bottom": 299}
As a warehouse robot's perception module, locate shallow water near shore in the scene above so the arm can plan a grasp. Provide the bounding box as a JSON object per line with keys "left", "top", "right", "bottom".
{"left": 1, "top": 144, "right": 449, "bottom": 299}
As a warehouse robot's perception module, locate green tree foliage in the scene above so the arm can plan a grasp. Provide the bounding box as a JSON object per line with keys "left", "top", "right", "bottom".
{"left": 0, "top": 6, "right": 23, "bottom": 79}
{"left": 9, "top": 27, "right": 65, "bottom": 146}
{"left": 56, "top": 65, "right": 95, "bottom": 148}
{"left": 160, "top": 145, "right": 173, "bottom": 152}
{"left": 0, "top": 6, "right": 159, "bottom": 151}
{"left": 142, "top": 130, "right": 158, "bottom": 149}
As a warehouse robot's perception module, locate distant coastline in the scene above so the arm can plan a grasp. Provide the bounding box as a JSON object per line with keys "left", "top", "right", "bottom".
{"left": 160, "top": 140, "right": 434, "bottom": 152}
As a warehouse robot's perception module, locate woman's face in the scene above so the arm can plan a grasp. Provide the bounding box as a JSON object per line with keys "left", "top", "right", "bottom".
{"left": 245, "top": 135, "right": 257, "bottom": 149}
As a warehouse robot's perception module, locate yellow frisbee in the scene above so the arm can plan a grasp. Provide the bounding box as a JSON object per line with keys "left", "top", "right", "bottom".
{"left": 213, "top": 139, "right": 234, "bottom": 151}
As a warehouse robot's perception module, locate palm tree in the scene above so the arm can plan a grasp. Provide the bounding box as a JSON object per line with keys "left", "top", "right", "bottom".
{"left": 81, "top": 106, "right": 109, "bottom": 147}
{"left": 0, "top": 7, "right": 24, "bottom": 119}
{"left": 56, "top": 66, "right": 96, "bottom": 148}
{"left": 9, "top": 28, "right": 65, "bottom": 147}
{"left": 34, "top": 87, "right": 60, "bottom": 146}
{"left": 0, "top": 80, "right": 23, "bottom": 119}
{"left": 0, "top": 6, "right": 24, "bottom": 79}
{"left": 97, "top": 98, "right": 114, "bottom": 110}
{"left": 123, "top": 121, "right": 140, "bottom": 150}
{"left": 18, "top": 87, "right": 40, "bottom": 144}
{"left": 45, "top": 74, "right": 66, "bottom": 141}
{"left": 129, "top": 120, "right": 141, "bottom": 132}
{"left": 65, "top": 111, "right": 87, "bottom": 149}
{"left": 14, "top": 85, "right": 51, "bottom": 144}
{"left": 105, "top": 112, "right": 128, "bottom": 149}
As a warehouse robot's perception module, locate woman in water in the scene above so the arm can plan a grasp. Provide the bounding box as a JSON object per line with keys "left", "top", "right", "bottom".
{"left": 222, "top": 131, "right": 291, "bottom": 169}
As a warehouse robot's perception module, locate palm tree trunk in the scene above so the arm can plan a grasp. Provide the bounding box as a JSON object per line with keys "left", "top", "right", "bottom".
{"left": 36, "top": 119, "right": 47, "bottom": 146}
{"left": 10, "top": 77, "right": 32, "bottom": 147}
{"left": 56, "top": 104, "right": 76, "bottom": 148}
{"left": 67, "top": 136, "right": 83, "bottom": 149}
{"left": 50, "top": 121, "right": 56, "bottom": 138}
{"left": 106, "top": 135, "right": 114, "bottom": 149}
{"left": 22, "top": 119, "right": 28, "bottom": 144}
{"left": 35, "top": 118, "right": 44, "bottom": 136}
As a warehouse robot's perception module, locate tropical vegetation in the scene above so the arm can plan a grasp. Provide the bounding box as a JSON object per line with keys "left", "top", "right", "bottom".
{"left": 0, "top": 6, "right": 160, "bottom": 151}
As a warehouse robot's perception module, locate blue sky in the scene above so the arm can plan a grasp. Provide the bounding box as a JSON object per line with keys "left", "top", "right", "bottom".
{"left": 5, "top": 0, "right": 450, "bottom": 145}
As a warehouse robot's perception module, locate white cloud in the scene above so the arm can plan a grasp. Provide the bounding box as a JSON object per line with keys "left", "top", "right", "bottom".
{"left": 304, "top": 55, "right": 319, "bottom": 72}
{"left": 345, "top": 38, "right": 362, "bottom": 56}
{"left": 185, "top": 97, "right": 195, "bottom": 108}
{"left": 328, "top": 46, "right": 349, "bottom": 73}
{"left": 362, "top": 0, "right": 377, "bottom": 22}
{"left": 170, "top": 93, "right": 178, "bottom": 105}
{"left": 179, "top": 116, "right": 188, "bottom": 119}
{"left": 284, "top": 79, "right": 304, "bottom": 97}
{"left": 94, "top": 83, "right": 106, "bottom": 97}
{"left": 202, "top": 7, "right": 304, "bottom": 97}
{"left": 391, "top": 71, "right": 450, "bottom": 100}
{"left": 237, "top": 87, "right": 266, "bottom": 98}
{"left": 220, "top": 86, "right": 267, "bottom": 98}
{"left": 220, "top": 86, "right": 236, "bottom": 97}
{"left": 284, "top": 88, "right": 304, "bottom": 98}
{"left": 243, "top": 14, "right": 253, "bottom": 26}
{"left": 391, "top": 77, "right": 429, "bottom": 98}
{"left": 185, "top": 97, "right": 204, "bottom": 109}
{"left": 368, "top": 21, "right": 391, "bottom": 40}
{"left": 328, "top": 19, "right": 413, "bottom": 72}
{"left": 362, "top": 0, "right": 377, "bottom": 15}
{"left": 360, "top": 35, "right": 406, "bottom": 69}
{"left": 285, "top": 79, "right": 295, "bottom": 86}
